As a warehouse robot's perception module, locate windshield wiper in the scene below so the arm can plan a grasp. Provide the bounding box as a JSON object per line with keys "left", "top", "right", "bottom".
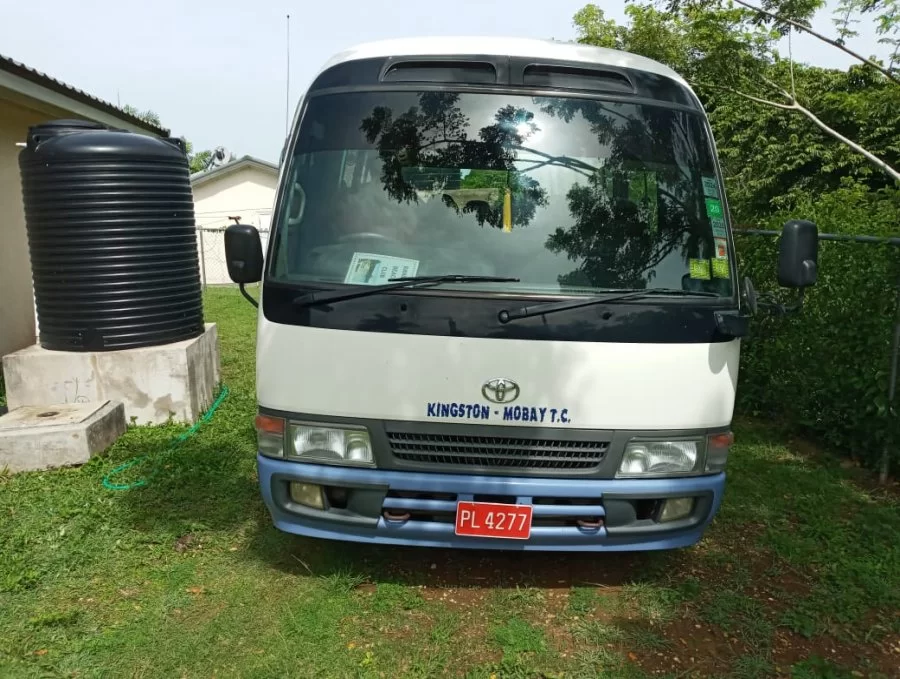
{"left": 498, "top": 288, "right": 722, "bottom": 323}
{"left": 293, "top": 275, "right": 520, "bottom": 308}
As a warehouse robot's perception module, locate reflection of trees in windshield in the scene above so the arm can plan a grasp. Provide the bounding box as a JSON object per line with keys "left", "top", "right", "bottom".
{"left": 536, "top": 98, "right": 711, "bottom": 289}
{"left": 331, "top": 91, "right": 720, "bottom": 291}
{"left": 359, "top": 94, "right": 548, "bottom": 229}
{"left": 545, "top": 171, "right": 695, "bottom": 289}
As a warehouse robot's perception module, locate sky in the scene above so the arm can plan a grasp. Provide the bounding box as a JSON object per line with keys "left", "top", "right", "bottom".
{"left": 1, "top": 0, "right": 893, "bottom": 163}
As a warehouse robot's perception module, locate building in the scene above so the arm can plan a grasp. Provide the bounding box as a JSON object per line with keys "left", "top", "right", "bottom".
{"left": 190, "top": 155, "right": 278, "bottom": 285}
{"left": 0, "top": 54, "right": 167, "bottom": 360}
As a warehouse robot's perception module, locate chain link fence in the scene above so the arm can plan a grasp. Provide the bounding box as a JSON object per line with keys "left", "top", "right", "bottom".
{"left": 196, "top": 226, "right": 269, "bottom": 288}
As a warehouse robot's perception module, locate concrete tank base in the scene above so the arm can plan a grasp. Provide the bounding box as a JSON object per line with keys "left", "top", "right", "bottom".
{"left": 2, "top": 323, "right": 221, "bottom": 425}
{"left": 0, "top": 401, "right": 126, "bottom": 473}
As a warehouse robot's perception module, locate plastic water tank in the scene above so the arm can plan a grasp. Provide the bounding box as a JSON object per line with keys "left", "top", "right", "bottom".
{"left": 18, "top": 120, "right": 204, "bottom": 351}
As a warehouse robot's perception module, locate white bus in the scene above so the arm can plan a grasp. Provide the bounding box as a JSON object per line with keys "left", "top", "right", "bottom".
{"left": 224, "top": 37, "right": 818, "bottom": 551}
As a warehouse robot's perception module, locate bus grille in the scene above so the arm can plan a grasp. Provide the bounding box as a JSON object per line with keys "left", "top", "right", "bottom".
{"left": 386, "top": 431, "right": 609, "bottom": 470}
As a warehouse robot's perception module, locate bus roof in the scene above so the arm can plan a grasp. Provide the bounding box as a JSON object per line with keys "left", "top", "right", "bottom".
{"left": 318, "top": 36, "right": 689, "bottom": 87}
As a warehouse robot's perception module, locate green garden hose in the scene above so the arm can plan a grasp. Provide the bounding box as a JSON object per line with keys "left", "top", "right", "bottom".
{"left": 101, "top": 384, "right": 230, "bottom": 491}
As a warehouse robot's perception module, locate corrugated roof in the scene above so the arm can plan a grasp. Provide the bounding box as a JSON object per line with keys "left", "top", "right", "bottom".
{"left": 0, "top": 53, "right": 170, "bottom": 136}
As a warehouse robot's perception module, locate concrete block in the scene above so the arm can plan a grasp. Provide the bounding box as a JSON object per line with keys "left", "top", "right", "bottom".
{"left": 2, "top": 323, "right": 220, "bottom": 425}
{"left": 0, "top": 401, "right": 126, "bottom": 473}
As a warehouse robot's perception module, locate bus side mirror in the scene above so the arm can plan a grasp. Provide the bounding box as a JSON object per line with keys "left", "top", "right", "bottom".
{"left": 224, "top": 224, "right": 264, "bottom": 284}
{"left": 778, "top": 220, "right": 818, "bottom": 288}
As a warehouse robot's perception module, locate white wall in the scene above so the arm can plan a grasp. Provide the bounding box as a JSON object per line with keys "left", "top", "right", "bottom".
{"left": 0, "top": 100, "right": 45, "bottom": 358}
{"left": 192, "top": 165, "right": 277, "bottom": 285}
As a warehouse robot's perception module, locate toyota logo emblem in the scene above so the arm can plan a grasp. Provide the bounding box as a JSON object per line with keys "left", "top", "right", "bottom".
{"left": 482, "top": 378, "right": 520, "bottom": 404}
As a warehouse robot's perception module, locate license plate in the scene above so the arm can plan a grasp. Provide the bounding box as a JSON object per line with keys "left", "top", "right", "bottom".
{"left": 455, "top": 501, "right": 533, "bottom": 540}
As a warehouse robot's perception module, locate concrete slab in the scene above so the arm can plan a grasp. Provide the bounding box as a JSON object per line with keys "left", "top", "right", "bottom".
{"left": 2, "top": 323, "right": 220, "bottom": 425}
{"left": 0, "top": 400, "right": 126, "bottom": 473}
{"left": 0, "top": 402, "right": 100, "bottom": 428}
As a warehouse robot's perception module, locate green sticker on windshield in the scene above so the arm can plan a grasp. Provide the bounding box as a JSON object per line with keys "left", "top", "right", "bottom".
{"left": 710, "top": 216, "right": 727, "bottom": 239}
{"left": 702, "top": 176, "right": 719, "bottom": 198}
{"left": 712, "top": 258, "right": 730, "bottom": 279}
{"left": 690, "top": 259, "right": 711, "bottom": 280}
{"left": 705, "top": 198, "right": 723, "bottom": 219}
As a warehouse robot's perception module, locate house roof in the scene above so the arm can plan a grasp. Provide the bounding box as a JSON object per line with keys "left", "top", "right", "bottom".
{"left": 0, "top": 53, "right": 169, "bottom": 136}
{"left": 190, "top": 154, "right": 279, "bottom": 187}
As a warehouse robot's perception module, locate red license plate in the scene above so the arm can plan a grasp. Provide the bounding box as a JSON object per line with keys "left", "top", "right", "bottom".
{"left": 455, "top": 501, "right": 533, "bottom": 540}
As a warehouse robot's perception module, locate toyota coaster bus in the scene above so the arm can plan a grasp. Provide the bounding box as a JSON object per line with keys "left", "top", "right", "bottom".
{"left": 224, "top": 37, "right": 819, "bottom": 551}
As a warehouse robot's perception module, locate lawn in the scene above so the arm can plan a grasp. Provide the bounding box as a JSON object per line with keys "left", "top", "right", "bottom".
{"left": 1, "top": 287, "right": 898, "bottom": 678}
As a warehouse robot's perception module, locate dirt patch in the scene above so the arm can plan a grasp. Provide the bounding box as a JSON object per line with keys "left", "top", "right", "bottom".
{"left": 420, "top": 584, "right": 490, "bottom": 610}
{"left": 540, "top": 518, "right": 891, "bottom": 677}
{"left": 635, "top": 615, "right": 899, "bottom": 678}
{"left": 636, "top": 617, "right": 738, "bottom": 676}
{"left": 772, "top": 627, "right": 900, "bottom": 677}
{"left": 173, "top": 533, "right": 202, "bottom": 553}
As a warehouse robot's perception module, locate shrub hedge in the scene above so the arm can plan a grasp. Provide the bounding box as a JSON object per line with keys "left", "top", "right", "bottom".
{"left": 733, "top": 183, "right": 899, "bottom": 474}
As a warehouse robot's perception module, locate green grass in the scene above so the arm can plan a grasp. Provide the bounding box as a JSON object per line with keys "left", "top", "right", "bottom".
{"left": 567, "top": 586, "right": 597, "bottom": 615}
{"left": 0, "top": 287, "right": 898, "bottom": 678}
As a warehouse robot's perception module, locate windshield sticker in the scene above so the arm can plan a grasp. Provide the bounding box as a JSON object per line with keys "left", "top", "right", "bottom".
{"left": 701, "top": 176, "right": 719, "bottom": 198}
{"left": 426, "top": 402, "right": 571, "bottom": 425}
{"left": 712, "top": 258, "right": 730, "bottom": 279}
{"left": 710, "top": 216, "right": 727, "bottom": 239}
{"left": 344, "top": 253, "right": 420, "bottom": 285}
{"left": 714, "top": 238, "right": 728, "bottom": 259}
{"left": 690, "top": 259, "right": 711, "bottom": 280}
{"left": 705, "top": 198, "right": 724, "bottom": 220}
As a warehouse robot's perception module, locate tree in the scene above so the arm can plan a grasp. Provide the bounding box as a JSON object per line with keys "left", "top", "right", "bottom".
{"left": 122, "top": 104, "right": 226, "bottom": 174}
{"left": 537, "top": 97, "right": 718, "bottom": 289}
{"left": 182, "top": 142, "right": 232, "bottom": 174}
{"left": 709, "top": 61, "right": 900, "bottom": 215}
{"left": 572, "top": 3, "right": 900, "bottom": 210}
{"left": 615, "top": 0, "right": 900, "bottom": 182}
{"left": 122, "top": 104, "right": 162, "bottom": 127}
{"left": 359, "top": 93, "right": 549, "bottom": 230}
{"left": 676, "top": 0, "right": 900, "bottom": 83}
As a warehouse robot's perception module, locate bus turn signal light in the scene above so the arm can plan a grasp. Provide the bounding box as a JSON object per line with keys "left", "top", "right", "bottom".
{"left": 705, "top": 431, "right": 733, "bottom": 473}
{"left": 256, "top": 414, "right": 285, "bottom": 458}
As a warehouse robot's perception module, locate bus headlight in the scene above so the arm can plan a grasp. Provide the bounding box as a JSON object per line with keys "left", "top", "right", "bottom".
{"left": 289, "top": 423, "right": 374, "bottom": 466}
{"left": 616, "top": 439, "right": 700, "bottom": 478}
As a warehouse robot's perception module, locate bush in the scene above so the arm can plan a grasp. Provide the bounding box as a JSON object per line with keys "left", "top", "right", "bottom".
{"left": 734, "top": 183, "right": 900, "bottom": 474}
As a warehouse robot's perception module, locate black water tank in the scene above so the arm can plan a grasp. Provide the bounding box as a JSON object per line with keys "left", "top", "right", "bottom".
{"left": 19, "top": 120, "right": 204, "bottom": 351}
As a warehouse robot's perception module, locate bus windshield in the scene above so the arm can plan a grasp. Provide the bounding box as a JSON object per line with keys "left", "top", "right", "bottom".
{"left": 270, "top": 90, "right": 733, "bottom": 297}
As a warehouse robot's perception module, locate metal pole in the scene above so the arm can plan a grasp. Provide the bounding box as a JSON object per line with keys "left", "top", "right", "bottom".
{"left": 734, "top": 228, "right": 900, "bottom": 247}
{"left": 285, "top": 14, "right": 291, "bottom": 138}
{"left": 882, "top": 275, "right": 900, "bottom": 484}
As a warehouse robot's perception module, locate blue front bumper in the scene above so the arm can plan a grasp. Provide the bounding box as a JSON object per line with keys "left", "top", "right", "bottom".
{"left": 257, "top": 454, "right": 726, "bottom": 551}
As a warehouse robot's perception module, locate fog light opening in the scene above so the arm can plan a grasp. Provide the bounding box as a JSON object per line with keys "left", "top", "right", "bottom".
{"left": 383, "top": 510, "right": 411, "bottom": 523}
{"left": 289, "top": 482, "right": 325, "bottom": 510}
{"left": 659, "top": 497, "right": 694, "bottom": 523}
{"left": 635, "top": 499, "right": 658, "bottom": 521}
{"left": 325, "top": 486, "right": 349, "bottom": 509}
{"left": 576, "top": 517, "right": 604, "bottom": 531}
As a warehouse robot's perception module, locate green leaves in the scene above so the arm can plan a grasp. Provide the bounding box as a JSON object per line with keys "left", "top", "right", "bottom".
{"left": 576, "top": 2, "right": 900, "bottom": 187}
{"left": 573, "top": 4, "right": 628, "bottom": 49}
{"left": 735, "top": 184, "right": 900, "bottom": 473}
